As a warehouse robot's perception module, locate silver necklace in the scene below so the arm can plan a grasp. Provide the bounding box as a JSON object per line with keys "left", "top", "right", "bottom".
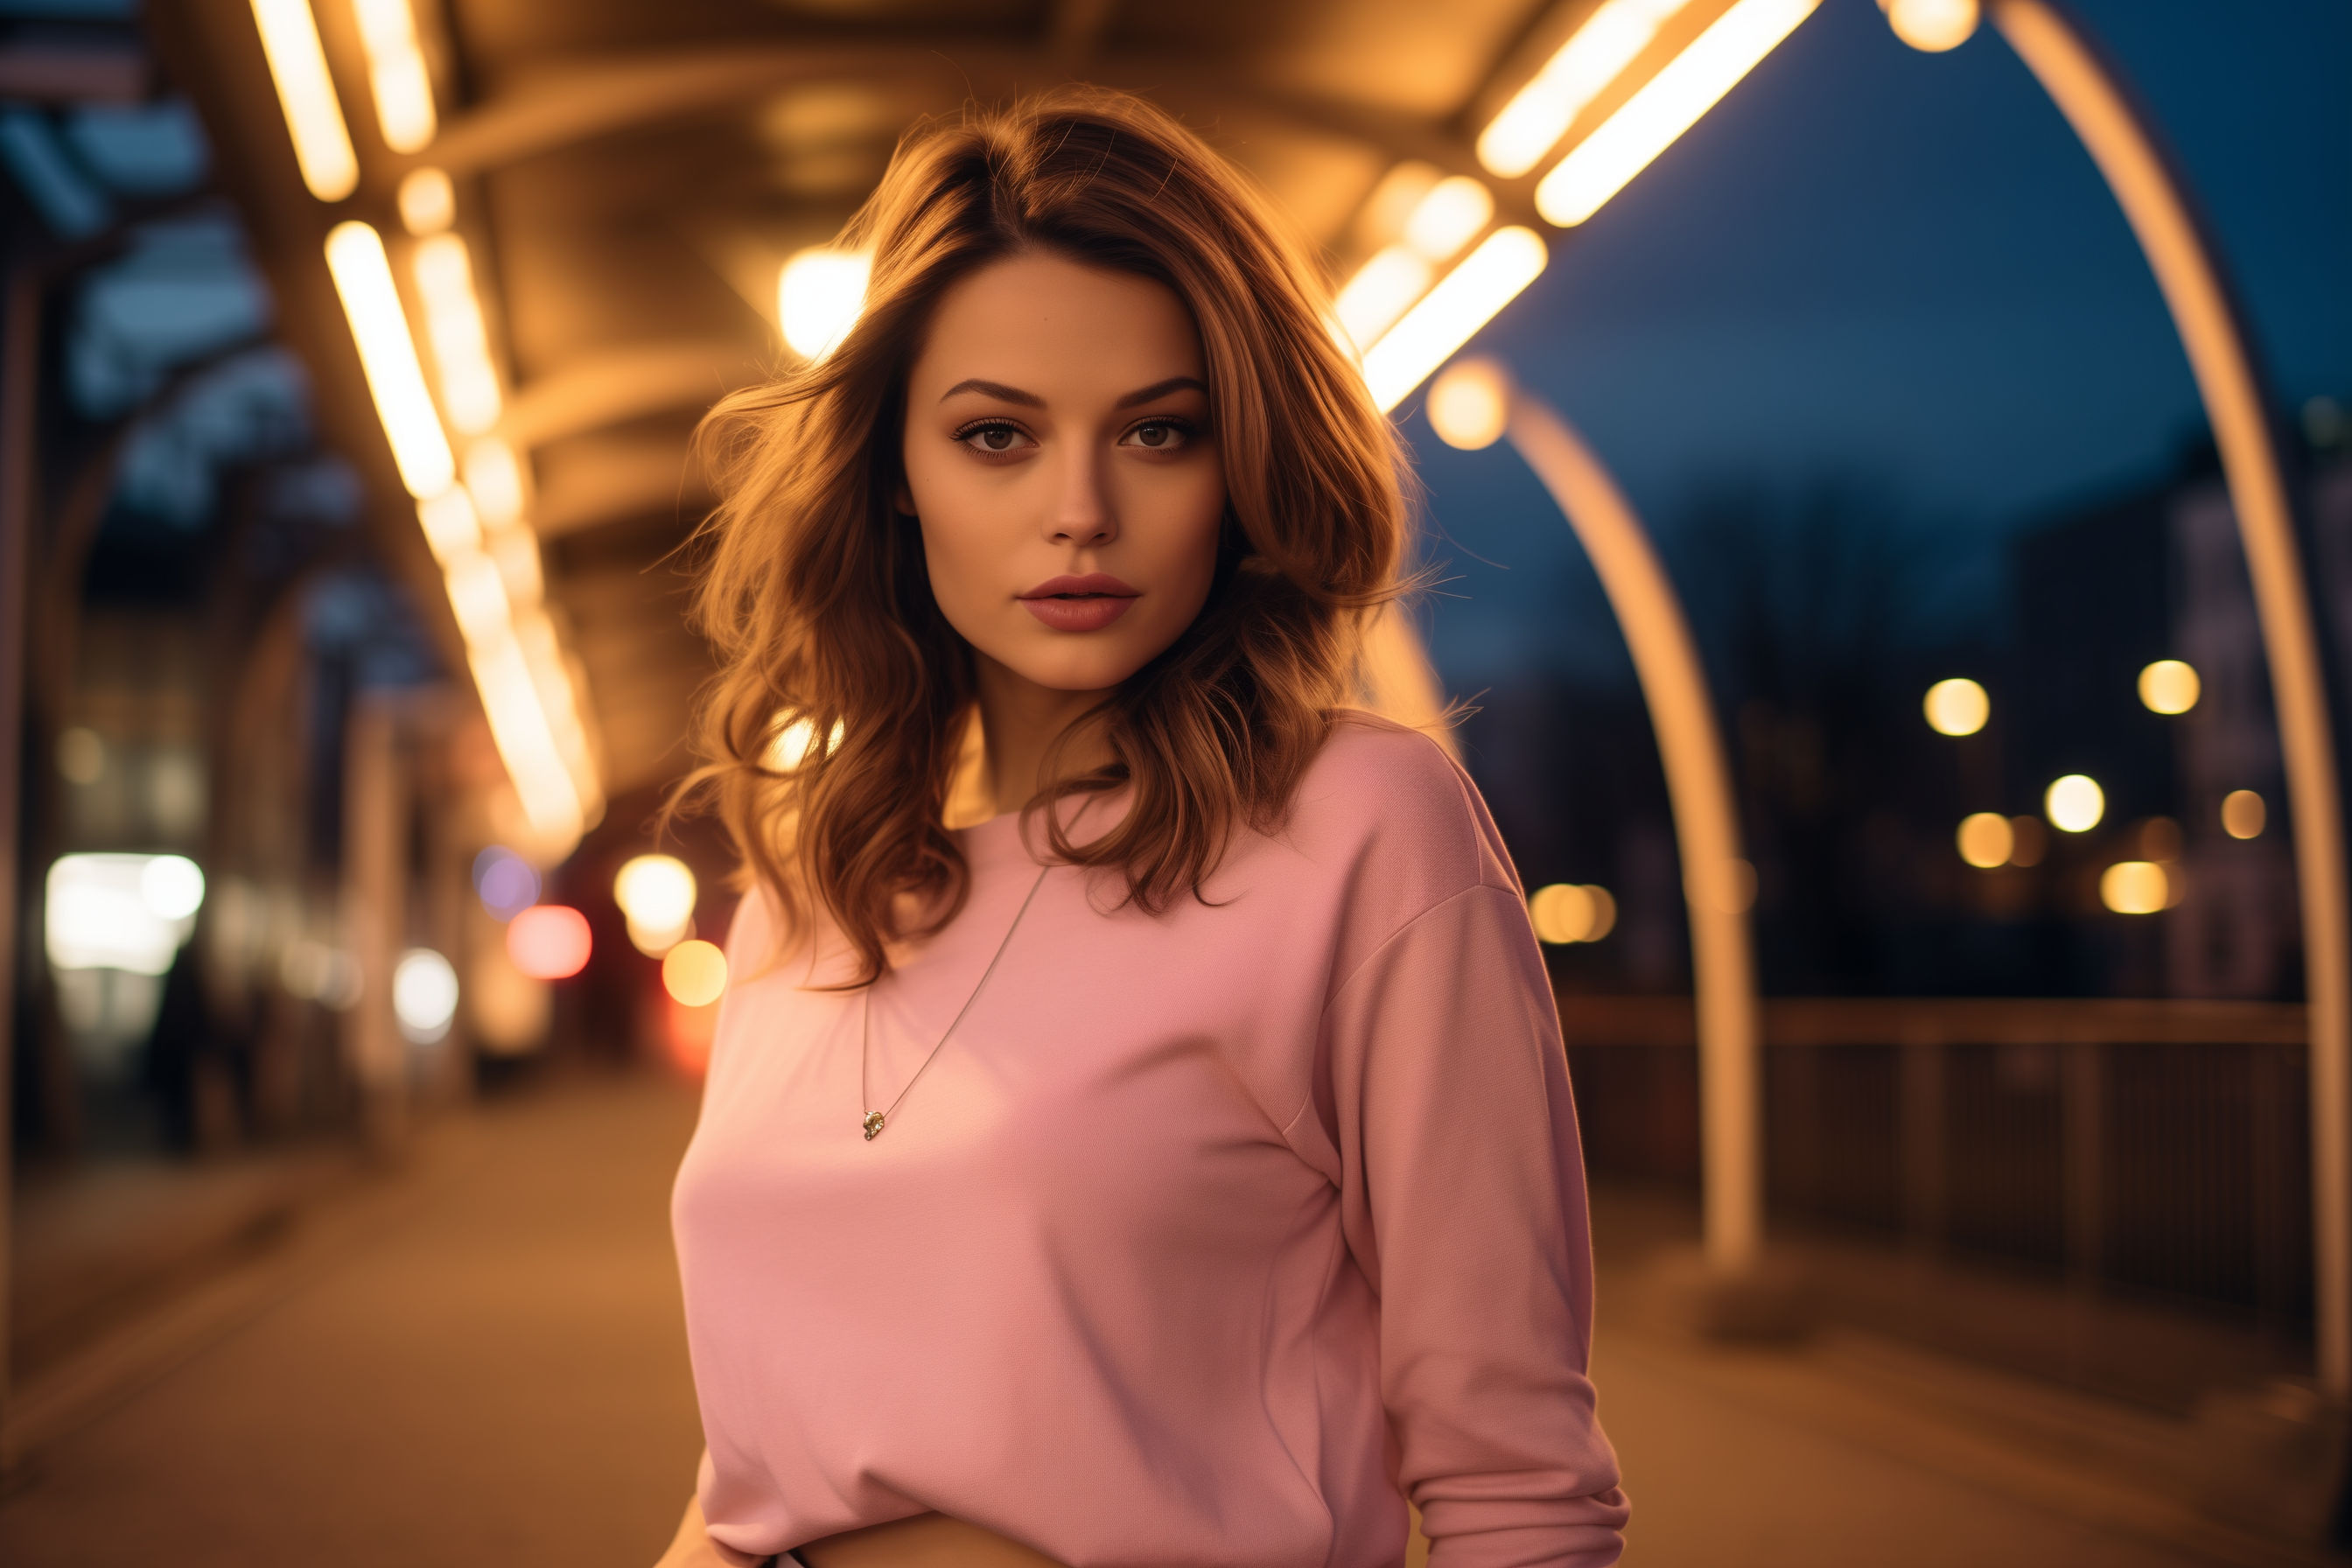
{"left": 859, "top": 863, "right": 1050, "bottom": 1140}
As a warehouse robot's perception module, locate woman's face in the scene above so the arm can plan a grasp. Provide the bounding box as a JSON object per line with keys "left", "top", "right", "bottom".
{"left": 900, "top": 251, "right": 1227, "bottom": 696}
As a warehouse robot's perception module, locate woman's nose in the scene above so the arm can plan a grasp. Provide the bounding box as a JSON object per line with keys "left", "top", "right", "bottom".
{"left": 1047, "top": 444, "right": 1117, "bottom": 547}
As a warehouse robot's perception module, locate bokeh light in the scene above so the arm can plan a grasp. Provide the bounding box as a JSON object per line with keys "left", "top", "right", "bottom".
{"left": 392, "top": 948, "right": 459, "bottom": 1043}
{"left": 1922, "top": 677, "right": 1988, "bottom": 737}
{"left": 1956, "top": 812, "right": 2012, "bottom": 870}
{"left": 1880, "top": 0, "right": 1978, "bottom": 52}
{"left": 778, "top": 246, "right": 871, "bottom": 360}
{"left": 1427, "top": 360, "right": 1510, "bottom": 451}
{"left": 2046, "top": 774, "right": 2105, "bottom": 833}
{"left": 2100, "top": 861, "right": 2168, "bottom": 915}
{"left": 616, "top": 854, "right": 697, "bottom": 956}
{"left": 662, "top": 938, "right": 729, "bottom": 1007}
{"left": 139, "top": 854, "right": 206, "bottom": 920}
{"left": 1530, "top": 883, "right": 1617, "bottom": 944}
{"left": 472, "top": 845, "right": 540, "bottom": 920}
{"left": 2138, "top": 659, "right": 2201, "bottom": 715}
{"left": 2222, "top": 789, "right": 2266, "bottom": 840}
{"left": 766, "top": 715, "right": 844, "bottom": 773}
{"left": 507, "top": 904, "right": 592, "bottom": 980}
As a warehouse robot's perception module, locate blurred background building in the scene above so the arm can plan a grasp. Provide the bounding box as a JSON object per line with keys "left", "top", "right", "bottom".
{"left": 0, "top": 0, "right": 2347, "bottom": 1564}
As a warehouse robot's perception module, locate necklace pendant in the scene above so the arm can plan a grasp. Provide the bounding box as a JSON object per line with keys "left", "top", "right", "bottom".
{"left": 862, "top": 1110, "right": 886, "bottom": 1141}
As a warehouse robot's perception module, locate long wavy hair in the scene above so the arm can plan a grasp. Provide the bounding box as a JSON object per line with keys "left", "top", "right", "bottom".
{"left": 680, "top": 85, "right": 1410, "bottom": 984}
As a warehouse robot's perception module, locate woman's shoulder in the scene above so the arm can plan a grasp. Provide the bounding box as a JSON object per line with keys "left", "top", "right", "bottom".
{"left": 1276, "top": 709, "right": 1521, "bottom": 910}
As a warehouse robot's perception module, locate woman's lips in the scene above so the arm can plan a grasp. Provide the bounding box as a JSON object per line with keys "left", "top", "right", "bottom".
{"left": 1018, "top": 573, "right": 1138, "bottom": 633}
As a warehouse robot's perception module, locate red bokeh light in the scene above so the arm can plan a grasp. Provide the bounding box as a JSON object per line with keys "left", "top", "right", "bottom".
{"left": 662, "top": 992, "right": 718, "bottom": 1080}
{"left": 507, "top": 904, "right": 592, "bottom": 979}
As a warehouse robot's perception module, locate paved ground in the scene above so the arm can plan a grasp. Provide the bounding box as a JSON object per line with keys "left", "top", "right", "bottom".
{"left": 0, "top": 1072, "right": 2322, "bottom": 1566}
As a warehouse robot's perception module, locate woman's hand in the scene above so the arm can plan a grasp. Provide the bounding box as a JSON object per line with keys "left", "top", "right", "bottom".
{"left": 653, "top": 1493, "right": 766, "bottom": 1568}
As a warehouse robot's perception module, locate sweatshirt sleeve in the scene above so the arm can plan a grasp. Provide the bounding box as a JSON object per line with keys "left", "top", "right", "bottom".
{"left": 1320, "top": 880, "right": 1628, "bottom": 1568}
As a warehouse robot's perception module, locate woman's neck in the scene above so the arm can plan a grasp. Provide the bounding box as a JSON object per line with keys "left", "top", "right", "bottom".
{"left": 972, "top": 654, "right": 1116, "bottom": 817}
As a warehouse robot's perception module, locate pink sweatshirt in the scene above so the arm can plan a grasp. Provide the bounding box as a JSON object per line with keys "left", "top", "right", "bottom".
{"left": 672, "top": 713, "right": 1627, "bottom": 1567}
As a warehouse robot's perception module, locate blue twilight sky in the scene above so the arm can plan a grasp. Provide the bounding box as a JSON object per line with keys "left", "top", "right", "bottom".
{"left": 1407, "top": 0, "right": 2350, "bottom": 690}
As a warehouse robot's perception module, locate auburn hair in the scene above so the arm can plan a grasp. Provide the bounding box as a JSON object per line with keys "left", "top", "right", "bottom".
{"left": 680, "top": 85, "right": 1410, "bottom": 984}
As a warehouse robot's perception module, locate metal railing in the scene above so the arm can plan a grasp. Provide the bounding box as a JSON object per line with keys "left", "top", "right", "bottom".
{"left": 1559, "top": 997, "right": 2313, "bottom": 1361}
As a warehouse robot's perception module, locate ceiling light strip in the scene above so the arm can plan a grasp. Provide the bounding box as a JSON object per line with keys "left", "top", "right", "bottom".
{"left": 248, "top": 0, "right": 358, "bottom": 200}
{"left": 1535, "top": 0, "right": 1822, "bottom": 228}
{"left": 1362, "top": 227, "right": 1549, "bottom": 412}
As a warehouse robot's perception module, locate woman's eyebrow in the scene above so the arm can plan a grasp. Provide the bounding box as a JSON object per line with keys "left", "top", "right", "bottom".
{"left": 1113, "top": 375, "right": 1208, "bottom": 410}
{"left": 934, "top": 375, "right": 1208, "bottom": 408}
{"left": 938, "top": 377, "right": 1043, "bottom": 406}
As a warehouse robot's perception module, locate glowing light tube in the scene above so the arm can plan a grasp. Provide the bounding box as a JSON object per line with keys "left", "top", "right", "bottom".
{"left": 324, "top": 220, "right": 455, "bottom": 497}
{"left": 248, "top": 0, "right": 358, "bottom": 200}
{"left": 1479, "top": 0, "right": 1696, "bottom": 178}
{"left": 351, "top": 0, "right": 437, "bottom": 153}
{"left": 1361, "top": 228, "right": 1548, "bottom": 413}
{"left": 1535, "top": 0, "right": 1821, "bottom": 228}
{"left": 467, "top": 633, "right": 584, "bottom": 843}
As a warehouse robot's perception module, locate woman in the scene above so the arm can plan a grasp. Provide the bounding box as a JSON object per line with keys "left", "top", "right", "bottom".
{"left": 659, "top": 86, "right": 1626, "bottom": 1568}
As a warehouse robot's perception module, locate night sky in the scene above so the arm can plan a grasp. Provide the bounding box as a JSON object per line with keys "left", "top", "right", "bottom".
{"left": 1410, "top": 0, "right": 2349, "bottom": 690}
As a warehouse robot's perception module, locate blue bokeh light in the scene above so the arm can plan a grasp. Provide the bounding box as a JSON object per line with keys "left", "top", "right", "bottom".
{"left": 472, "top": 846, "right": 540, "bottom": 920}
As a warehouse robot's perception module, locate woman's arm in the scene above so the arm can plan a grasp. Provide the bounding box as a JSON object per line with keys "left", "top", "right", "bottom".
{"left": 1323, "top": 881, "right": 1629, "bottom": 1568}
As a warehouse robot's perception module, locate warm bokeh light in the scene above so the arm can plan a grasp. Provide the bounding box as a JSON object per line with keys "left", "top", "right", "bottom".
{"left": 662, "top": 991, "right": 719, "bottom": 1077}
{"left": 415, "top": 485, "right": 480, "bottom": 564}
{"left": 2222, "top": 788, "right": 2266, "bottom": 840}
{"left": 1880, "top": 0, "right": 1978, "bottom": 52}
{"left": 56, "top": 726, "right": 103, "bottom": 786}
{"left": 472, "top": 846, "right": 540, "bottom": 919}
{"left": 507, "top": 905, "right": 592, "bottom": 980}
{"left": 324, "top": 220, "right": 454, "bottom": 497}
{"left": 2100, "top": 860, "right": 2168, "bottom": 915}
{"left": 248, "top": 0, "right": 357, "bottom": 201}
{"left": 1477, "top": 0, "right": 1695, "bottom": 178}
{"left": 1362, "top": 227, "right": 1547, "bottom": 413}
{"left": 1334, "top": 246, "right": 1433, "bottom": 350}
{"left": 2046, "top": 774, "right": 2105, "bottom": 833}
{"left": 351, "top": 0, "right": 437, "bottom": 153}
{"left": 1535, "top": 0, "right": 1821, "bottom": 227}
{"left": 662, "top": 939, "right": 730, "bottom": 1007}
{"left": 412, "top": 232, "right": 503, "bottom": 435}
{"left": 486, "top": 525, "right": 543, "bottom": 610}
{"left": 2007, "top": 815, "right": 2048, "bottom": 868}
{"left": 391, "top": 947, "right": 459, "bottom": 1044}
{"left": 779, "top": 247, "right": 871, "bottom": 360}
{"left": 765, "top": 715, "right": 843, "bottom": 772}
{"left": 398, "top": 166, "right": 454, "bottom": 234}
{"left": 1529, "top": 883, "right": 1617, "bottom": 944}
{"left": 2138, "top": 658, "right": 2201, "bottom": 715}
{"left": 1402, "top": 176, "right": 1494, "bottom": 262}
{"left": 466, "top": 635, "right": 586, "bottom": 843}
{"left": 1922, "top": 676, "right": 1989, "bottom": 737}
{"left": 1956, "top": 812, "right": 2012, "bottom": 870}
{"left": 443, "top": 550, "right": 512, "bottom": 648}
{"left": 463, "top": 437, "right": 526, "bottom": 527}
{"left": 1426, "top": 360, "right": 1511, "bottom": 451}
{"left": 616, "top": 855, "right": 698, "bottom": 956}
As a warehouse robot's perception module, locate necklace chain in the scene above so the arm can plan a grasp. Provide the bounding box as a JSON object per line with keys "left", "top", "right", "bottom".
{"left": 859, "top": 863, "right": 1050, "bottom": 1141}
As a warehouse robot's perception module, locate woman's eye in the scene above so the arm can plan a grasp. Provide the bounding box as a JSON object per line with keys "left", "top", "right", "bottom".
{"left": 958, "top": 424, "right": 1032, "bottom": 455}
{"left": 1124, "top": 420, "right": 1190, "bottom": 451}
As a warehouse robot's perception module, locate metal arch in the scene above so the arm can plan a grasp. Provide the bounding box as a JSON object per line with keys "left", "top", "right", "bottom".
{"left": 1494, "top": 374, "right": 1766, "bottom": 1275}
{"left": 1988, "top": 0, "right": 2352, "bottom": 1398}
